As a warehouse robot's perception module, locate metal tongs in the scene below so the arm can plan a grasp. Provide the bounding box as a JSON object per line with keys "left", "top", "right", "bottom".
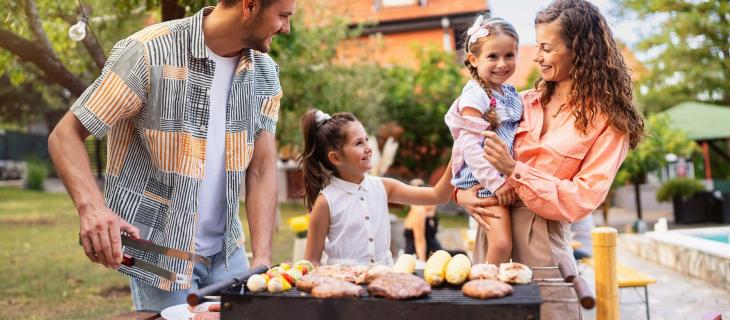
{"left": 78, "top": 234, "right": 212, "bottom": 284}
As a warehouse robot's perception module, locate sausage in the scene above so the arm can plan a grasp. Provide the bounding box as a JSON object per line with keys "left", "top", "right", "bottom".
{"left": 207, "top": 303, "right": 221, "bottom": 312}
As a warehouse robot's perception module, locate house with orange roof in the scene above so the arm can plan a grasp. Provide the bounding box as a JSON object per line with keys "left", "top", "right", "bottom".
{"left": 304, "top": 1, "right": 645, "bottom": 83}
{"left": 307, "top": 0, "right": 490, "bottom": 68}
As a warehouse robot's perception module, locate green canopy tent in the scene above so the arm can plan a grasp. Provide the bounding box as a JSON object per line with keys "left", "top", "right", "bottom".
{"left": 661, "top": 101, "right": 730, "bottom": 183}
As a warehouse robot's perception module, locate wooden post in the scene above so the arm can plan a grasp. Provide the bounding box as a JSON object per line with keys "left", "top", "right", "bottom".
{"left": 592, "top": 227, "right": 618, "bottom": 320}
{"left": 701, "top": 141, "right": 712, "bottom": 180}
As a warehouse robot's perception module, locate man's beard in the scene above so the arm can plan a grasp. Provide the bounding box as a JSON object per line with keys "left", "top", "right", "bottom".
{"left": 242, "top": 13, "right": 270, "bottom": 53}
{"left": 242, "top": 33, "right": 270, "bottom": 53}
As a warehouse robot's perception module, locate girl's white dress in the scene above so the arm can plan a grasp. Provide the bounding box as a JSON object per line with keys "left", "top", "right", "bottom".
{"left": 320, "top": 175, "right": 393, "bottom": 266}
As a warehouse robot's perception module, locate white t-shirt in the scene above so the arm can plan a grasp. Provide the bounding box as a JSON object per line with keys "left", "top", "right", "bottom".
{"left": 195, "top": 47, "right": 239, "bottom": 256}
{"left": 320, "top": 175, "right": 393, "bottom": 266}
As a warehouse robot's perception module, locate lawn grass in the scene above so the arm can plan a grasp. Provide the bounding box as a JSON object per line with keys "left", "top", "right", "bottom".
{"left": 1, "top": 187, "right": 133, "bottom": 319}
{"left": 0, "top": 186, "right": 467, "bottom": 319}
{"left": 0, "top": 187, "right": 306, "bottom": 319}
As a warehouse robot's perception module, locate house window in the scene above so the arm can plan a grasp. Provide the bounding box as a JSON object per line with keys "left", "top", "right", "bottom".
{"left": 380, "top": 0, "right": 420, "bottom": 8}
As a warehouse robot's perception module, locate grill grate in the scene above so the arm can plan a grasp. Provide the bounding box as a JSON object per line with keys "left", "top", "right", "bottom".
{"left": 221, "top": 282, "right": 542, "bottom": 319}
{"left": 235, "top": 283, "right": 541, "bottom": 305}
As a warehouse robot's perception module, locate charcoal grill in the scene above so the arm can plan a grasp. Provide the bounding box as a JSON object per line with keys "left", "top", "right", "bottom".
{"left": 220, "top": 282, "right": 542, "bottom": 319}
{"left": 189, "top": 262, "right": 593, "bottom": 320}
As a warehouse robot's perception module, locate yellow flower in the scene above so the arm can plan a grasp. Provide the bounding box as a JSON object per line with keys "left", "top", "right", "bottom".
{"left": 288, "top": 214, "right": 309, "bottom": 237}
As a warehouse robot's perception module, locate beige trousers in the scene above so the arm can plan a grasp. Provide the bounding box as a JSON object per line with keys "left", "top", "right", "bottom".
{"left": 473, "top": 201, "right": 582, "bottom": 320}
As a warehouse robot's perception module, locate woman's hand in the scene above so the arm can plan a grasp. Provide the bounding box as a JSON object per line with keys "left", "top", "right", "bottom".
{"left": 483, "top": 131, "right": 516, "bottom": 176}
{"left": 456, "top": 186, "right": 501, "bottom": 231}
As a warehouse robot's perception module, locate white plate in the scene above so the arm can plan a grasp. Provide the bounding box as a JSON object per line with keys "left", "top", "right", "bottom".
{"left": 160, "top": 302, "right": 217, "bottom": 320}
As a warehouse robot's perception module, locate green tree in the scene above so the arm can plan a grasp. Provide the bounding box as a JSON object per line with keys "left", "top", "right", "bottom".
{"left": 381, "top": 45, "right": 464, "bottom": 178}
{"left": 615, "top": 114, "right": 698, "bottom": 220}
{"left": 615, "top": 0, "right": 730, "bottom": 112}
{"left": 517, "top": 67, "right": 540, "bottom": 92}
{"left": 0, "top": 0, "right": 154, "bottom": 126}
{"left": 267, "top": 14, "right": 391, "bottom": 157}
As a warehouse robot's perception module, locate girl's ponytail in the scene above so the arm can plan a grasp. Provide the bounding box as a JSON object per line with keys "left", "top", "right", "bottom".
{"left": 298, "top": 109, "right": 357, "bottom": 211}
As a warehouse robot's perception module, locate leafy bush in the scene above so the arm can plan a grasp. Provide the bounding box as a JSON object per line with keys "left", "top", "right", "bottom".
{"left": 656, "top": 178, "right": 705, "bottom": 202}
{"left": 380, "top": 45, "right": 464, "bottom": 178}
{"left": 24, "top": 158, "right": 48, "bottom": 191}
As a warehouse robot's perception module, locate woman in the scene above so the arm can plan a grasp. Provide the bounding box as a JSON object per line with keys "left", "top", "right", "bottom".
{"left": 403, "top": 179, "right": 443, "bottom": 261}
{"left": 456, "top": 0, "right": 644, "bottom": 318}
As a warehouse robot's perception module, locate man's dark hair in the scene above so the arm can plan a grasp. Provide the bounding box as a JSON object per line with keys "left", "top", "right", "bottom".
{"left": 220, "top": 0, "right": 279, "bottom": 9}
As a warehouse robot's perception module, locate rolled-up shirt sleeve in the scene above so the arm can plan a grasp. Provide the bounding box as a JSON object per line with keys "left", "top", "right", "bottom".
{"left": 507, "top": 126, "right": 630, "bottom": 222}
{"left": 70, "top": 38, "right": 149, "bottom": 138}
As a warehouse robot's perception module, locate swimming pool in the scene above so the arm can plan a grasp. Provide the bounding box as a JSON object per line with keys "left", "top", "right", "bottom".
{"left": 696, "top": 233, "right": 730, "bottom": 244}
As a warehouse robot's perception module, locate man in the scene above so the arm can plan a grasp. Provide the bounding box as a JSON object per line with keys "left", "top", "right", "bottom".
{"left": 48, "top": 0, "right": 295, "bottom": 311}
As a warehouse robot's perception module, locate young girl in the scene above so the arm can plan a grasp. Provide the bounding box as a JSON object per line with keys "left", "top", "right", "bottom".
{"left": 300, "top": 109, "right": 454, "bottom": 266}
{"left": 445, "top": 16, "right": 523, "bottom": 264}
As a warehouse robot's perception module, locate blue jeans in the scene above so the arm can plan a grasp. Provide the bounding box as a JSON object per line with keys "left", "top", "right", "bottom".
{"left": 130, "top": 246, "right": 249, "bottom": 311}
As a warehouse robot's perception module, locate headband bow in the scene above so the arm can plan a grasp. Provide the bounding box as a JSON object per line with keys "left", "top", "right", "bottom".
{"left": 467, "top": 15, "right": 490, "bottom": 45}
{"left": 315, "top": 110, "right": 331, "bottom": 124}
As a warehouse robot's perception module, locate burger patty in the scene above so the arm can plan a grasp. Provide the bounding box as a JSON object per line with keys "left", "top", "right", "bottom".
{"left": 462, "top": 279, "right": 513, "bottom": 299}
{"left": 367, "top": 273, "right": 431, "bottom": 300}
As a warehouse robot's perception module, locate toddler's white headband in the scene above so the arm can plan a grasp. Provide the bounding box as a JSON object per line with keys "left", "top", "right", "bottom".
{"left": 467, "top": 15, "right": 491, "bottom": 46}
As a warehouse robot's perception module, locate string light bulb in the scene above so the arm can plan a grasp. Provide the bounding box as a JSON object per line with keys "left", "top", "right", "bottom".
{"left": 68, "top": 20, "right": 87, "bottom": 41}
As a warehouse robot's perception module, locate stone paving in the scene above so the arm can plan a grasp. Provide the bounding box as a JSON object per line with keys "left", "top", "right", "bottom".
{"left": 580, "top": 244, "right": 730, "bottom": 320}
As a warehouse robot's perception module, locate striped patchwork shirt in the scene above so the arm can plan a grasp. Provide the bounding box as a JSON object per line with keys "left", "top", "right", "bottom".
{"left": 70, "top": 7, "right": 282, "bottom": 291}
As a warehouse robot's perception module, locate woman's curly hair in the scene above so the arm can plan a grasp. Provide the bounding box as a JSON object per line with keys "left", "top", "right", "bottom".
{"left": 535, "top": 0, "right": 644, "bottom": 149}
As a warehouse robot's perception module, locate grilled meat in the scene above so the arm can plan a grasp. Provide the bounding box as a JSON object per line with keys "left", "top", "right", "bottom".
{"left": 367, "top": 273, "right": 431, "bottom": 300}
{"left": 310, "top": 280, "right": 363, "bottom": 299}
{"left": 462, "top": 279, "right": 513, "bottom": 299}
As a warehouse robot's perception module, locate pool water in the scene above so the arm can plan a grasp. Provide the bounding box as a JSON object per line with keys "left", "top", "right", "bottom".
{"left": 696, "top": 234, "right": 730, "bottom": 244}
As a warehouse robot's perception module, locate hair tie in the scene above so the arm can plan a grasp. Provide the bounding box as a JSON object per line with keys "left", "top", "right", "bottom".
{"left": 467, "top": 15, "right": 490, "bottom": 45}
{"left": 315, "top": 110, "right": 331, "bottom": 125}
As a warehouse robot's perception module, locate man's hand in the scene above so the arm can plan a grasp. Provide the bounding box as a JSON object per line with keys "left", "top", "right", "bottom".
{"left": 78, "top": 207, "right": 140, "bottom": 269}
{"left": 494, "top": 183, "right": 517, "bottom": 206}
{"left": 456, "top": 186, "right": 501, "bottom": 231}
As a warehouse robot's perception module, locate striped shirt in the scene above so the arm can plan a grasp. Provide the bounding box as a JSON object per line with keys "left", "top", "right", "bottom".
{"left": 70, "top": 7, "right": 282, "bottom": 291}
{"left": 447, "top": 81, "right": 523, "bottom": 198}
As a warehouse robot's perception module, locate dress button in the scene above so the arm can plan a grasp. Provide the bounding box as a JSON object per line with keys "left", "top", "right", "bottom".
{"left": 365, "top": 216, "right": 370, "bottom": 220}
{"left": 369, "top": 237, "right": 373, "bottom": 242}
{"left": 200, "top": 125, "right": 207, "bottom": 132}
{"left": 360, "top": 197, "right": 365, "bottom": 201}
{"left": 515, "top": 173, "right": 521, "bottom": 179}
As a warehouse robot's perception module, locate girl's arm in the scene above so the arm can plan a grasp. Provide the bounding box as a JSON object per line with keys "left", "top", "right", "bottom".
{"left": 303, "top": 194, "right": 330, "bottom": 266}
{"left": 382, "top": 160, "right": 453, "bottom": 205}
